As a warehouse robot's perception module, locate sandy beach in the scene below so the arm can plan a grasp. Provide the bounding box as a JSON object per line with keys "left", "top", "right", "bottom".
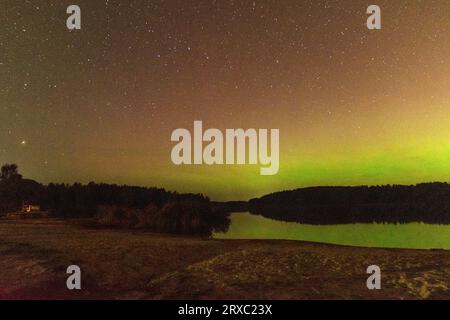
{"left": 0, "top": 219, "right": 449, "bottom": 300}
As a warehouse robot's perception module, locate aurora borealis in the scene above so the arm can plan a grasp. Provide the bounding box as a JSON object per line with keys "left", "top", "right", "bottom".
{"left": 2, "top": 1, "right": 450, "bottom": 200}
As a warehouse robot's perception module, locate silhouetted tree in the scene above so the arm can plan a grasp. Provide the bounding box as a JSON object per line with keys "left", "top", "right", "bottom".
{"left": 0, "top": 164, "right": 22, "bottom": 181}
{"left": 0, "top": 164, "right": 43, "bottom": 214}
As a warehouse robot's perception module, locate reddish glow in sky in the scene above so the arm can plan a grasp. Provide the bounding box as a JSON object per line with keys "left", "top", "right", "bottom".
{"left": 2, "top": 1, "right": 450, "bottom": 200}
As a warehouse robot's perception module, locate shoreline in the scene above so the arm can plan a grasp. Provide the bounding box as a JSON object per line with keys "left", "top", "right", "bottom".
{"left": 1, "top": 219, "right": 450, "bottom": 299}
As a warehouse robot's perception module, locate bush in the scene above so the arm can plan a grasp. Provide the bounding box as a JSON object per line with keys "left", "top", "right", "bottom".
{"left": 153, "top": 201, "right": 212, "bottom": 235}
{"left": 96, "top": 205, "right": 139, "bottom": 228}
{"left": 96, "top": 201, "right": 230, "bottom": 236}
{"left": 135, "top": 204, "right": 159, "bottom": 228}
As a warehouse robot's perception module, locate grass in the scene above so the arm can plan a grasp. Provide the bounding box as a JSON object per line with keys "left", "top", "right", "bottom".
{"left": 0, "top": 218, "right": 450, "bottom": 299}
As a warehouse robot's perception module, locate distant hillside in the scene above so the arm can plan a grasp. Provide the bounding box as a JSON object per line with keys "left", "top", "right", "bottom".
{"left": 248, "top": 183, "right": 450, "bottom": 224}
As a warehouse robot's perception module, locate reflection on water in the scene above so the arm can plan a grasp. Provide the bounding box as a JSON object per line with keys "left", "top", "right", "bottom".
{"left": 213, "top": 212, "right": 450, "bottom": 250}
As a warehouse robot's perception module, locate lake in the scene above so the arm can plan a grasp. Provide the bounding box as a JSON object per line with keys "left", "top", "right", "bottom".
{"left": 213, "top": 212, "right": 450, "bottom": 250}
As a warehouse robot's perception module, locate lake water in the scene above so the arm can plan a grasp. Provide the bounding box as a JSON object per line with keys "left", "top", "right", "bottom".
{"left": 213, "top": 212, "right": 450, "bottom": 250}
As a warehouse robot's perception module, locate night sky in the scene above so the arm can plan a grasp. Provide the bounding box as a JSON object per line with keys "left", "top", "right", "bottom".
{"left": 2, "top": 1, "right": 450, "bottom": 200}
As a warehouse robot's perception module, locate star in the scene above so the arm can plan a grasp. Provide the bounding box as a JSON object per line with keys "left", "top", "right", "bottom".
{"left": 2, "top": 1, "right": 450, "bottom": 200}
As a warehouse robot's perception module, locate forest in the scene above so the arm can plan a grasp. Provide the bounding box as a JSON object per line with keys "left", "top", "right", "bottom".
{"left": 4, "top": 163, "right": 450, "bottom": 232}
{"left": 249, "top": 184, "right": 450, "bottom": 224}
{"left": 0, "top": 164, "right": 229, "bottom": 235}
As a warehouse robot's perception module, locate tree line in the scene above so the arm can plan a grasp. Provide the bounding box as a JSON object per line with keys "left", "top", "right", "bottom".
{"left": 0, "top": 164, "right": 230, "bottom": 235}
{"left": 249, "top": 184, "right": 450, "bottom": 224}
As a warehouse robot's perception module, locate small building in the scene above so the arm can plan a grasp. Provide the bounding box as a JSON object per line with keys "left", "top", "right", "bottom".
{"left": 5, "top": 202, "right": 48, "bottom": 219}
{"left": 22, "top": 204, "right": 41, "bottom": 213}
